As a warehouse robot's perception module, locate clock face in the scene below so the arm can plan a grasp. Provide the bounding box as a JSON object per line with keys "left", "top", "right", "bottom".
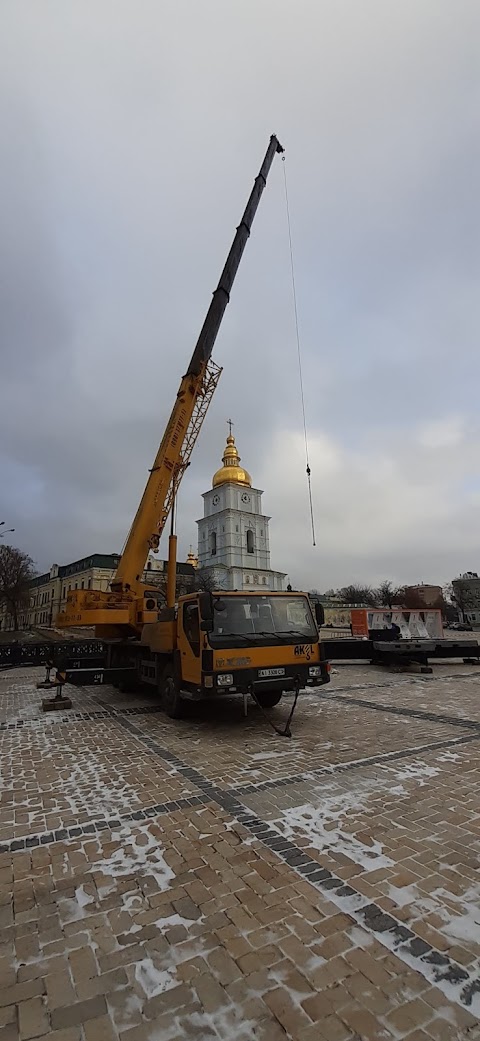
{"left": 241, "top": 493, "right": 251, "bottom": 503}
{"left": 212, "top": 494, "right": 220, "bottom": 505}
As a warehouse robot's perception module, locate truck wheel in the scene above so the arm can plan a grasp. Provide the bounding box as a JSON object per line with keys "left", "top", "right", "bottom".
{"left": 161, "top": 666, "right": 184, "bottom": 719}
{"left": 256, "top": 691, "right": 282, "bottom": 708}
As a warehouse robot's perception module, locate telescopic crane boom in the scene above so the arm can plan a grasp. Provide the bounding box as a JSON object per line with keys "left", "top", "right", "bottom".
{"left": 114, "top": 134, "right": 284, "bottom": 595}
{"left": 59, "top": 135, "right": 284, "bottom": 637}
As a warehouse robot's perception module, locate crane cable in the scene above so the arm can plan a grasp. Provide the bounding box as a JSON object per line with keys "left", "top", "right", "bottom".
{"left": 282, "top": 156, "right": 316, "bottom": 547}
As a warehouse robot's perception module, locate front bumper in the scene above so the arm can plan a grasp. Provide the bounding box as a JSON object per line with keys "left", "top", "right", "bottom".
{"left": 199, "top": 662, "right": 330, "bottom": 698}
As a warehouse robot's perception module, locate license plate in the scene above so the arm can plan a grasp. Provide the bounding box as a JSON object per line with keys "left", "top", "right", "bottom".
{"left": 258, "top": 667, "right": 285, "bottom": 678}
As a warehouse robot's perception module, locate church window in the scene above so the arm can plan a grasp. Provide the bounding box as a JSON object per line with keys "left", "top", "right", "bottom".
{"left": 260, "top": 529, "right": 263, "bottom": 536}
{"left": 246, "top": 530, "right": 254, "bottom": 554}
{"left": 236, "top": 525, "right": 239, "bottom": 532}
{"left": 210, "top": 531, "right": 217, "bottom": 556}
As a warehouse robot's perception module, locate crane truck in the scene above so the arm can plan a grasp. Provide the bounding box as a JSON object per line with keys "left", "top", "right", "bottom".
{"left": 57, "top": 135, "right": 330, "bottom": 717}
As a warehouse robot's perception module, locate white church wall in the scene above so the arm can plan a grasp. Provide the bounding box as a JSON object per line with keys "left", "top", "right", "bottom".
{"left": 196, "top": 432, "right": 285, "bottom": 592}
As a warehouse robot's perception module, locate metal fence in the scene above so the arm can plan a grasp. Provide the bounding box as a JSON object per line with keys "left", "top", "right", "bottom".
{"left": 0, "top": 640, "right": 104, "bottom": 669}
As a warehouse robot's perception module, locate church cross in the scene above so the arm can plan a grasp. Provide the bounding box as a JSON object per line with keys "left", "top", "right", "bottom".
{"left": 227, "top": 418, "right": 234, "bottom": 436}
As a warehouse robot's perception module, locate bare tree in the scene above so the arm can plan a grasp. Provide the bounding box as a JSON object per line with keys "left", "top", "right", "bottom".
{"left": 375, "top": 580, "right": 404, "bottom": 609}
{"left": 443, "top": 582, "right": 454, "bottom": 603}
{"left": 450, "top": 579, "right": 476, "bottom": 620}
{"left": 0, "top": 545, "right": 36, "bottom": 631}
{"left": 338, "top": 584, "right": 377, "bottom": 607}
{"left": 442, "top": 583, "right": 460, "bottom": 622}
{"left": 192, "top": 569, "right": 218, "bottom": 593}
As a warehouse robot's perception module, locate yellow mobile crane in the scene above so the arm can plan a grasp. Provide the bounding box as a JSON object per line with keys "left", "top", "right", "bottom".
{"left": 58, "top": 136, "right": 329, "bottom": 719}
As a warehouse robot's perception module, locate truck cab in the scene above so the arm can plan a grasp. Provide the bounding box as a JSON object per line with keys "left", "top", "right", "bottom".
{"left": 138, "top": 589, "right": 330, "bottom": 716}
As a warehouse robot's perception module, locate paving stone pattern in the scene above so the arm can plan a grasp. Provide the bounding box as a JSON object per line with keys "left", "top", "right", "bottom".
{"left": 1, "top": 662, "right": 480, "bottom": 1039}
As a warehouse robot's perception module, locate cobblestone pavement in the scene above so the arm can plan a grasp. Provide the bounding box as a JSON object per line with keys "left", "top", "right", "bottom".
{"left": 1, "top": 663, "right": 480, "bottom": 1040}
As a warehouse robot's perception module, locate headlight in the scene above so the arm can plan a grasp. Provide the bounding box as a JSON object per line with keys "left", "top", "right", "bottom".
{"left": 217, "top": 673, "right": 233, "bottom": 687}
{"left": 309, "top": 665, "right": 322, "bottom": 677}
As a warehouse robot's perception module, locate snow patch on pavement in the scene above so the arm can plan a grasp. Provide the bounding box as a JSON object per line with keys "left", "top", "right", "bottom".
{"left": 96, "top": 824, "right": 174, "bottom": 892}
{"left": 135, "top": 957, "right": 177, "bottom": 997}
{"left": 150, "top": 1007, "right": 258, "bottom": 1041}
{"left": 437, "top": 750, "right": 462, "bottom": 763}
{"left": 385, "top": 761, "right": 440, "bottom": 784}
{"left": 75, "top": 884, "right": 94, "bottom": 909}
{"left": 270, "top": 787, "right": 394, "bottom": 872}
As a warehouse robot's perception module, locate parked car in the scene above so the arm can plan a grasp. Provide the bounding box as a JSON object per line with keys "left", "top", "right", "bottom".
{"left": 450, "top": 622, "right": 473, "bottom": 632}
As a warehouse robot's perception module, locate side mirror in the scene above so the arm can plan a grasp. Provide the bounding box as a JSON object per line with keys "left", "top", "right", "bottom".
{"left": 198, "top": 591, "right": 213, "bottom": 625}
{"left": 314, "top": 603, "right": 325, "bottom": 627}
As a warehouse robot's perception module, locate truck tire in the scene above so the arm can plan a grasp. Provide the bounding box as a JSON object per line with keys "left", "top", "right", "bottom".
{"left": 161, "top": 665, "right": 184, "bottom": 719}
{"left": 256, "top": 691, "right": 283, "bottom": 708}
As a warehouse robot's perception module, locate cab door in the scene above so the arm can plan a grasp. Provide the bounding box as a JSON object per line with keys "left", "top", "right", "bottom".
{"left": 180, "top": 601, "right": 201, "bottom": 686}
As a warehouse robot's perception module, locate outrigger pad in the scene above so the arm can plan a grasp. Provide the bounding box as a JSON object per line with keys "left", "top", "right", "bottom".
{"left": 41, "top": 694, "right": 72, "bottom": 712}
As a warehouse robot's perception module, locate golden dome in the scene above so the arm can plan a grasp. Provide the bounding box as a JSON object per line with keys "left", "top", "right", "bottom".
{"left": 186, "top": 547, "right": 198, "bottom": 568}
{"left": 212, "top": 432, "right": 252, "bottom": 488}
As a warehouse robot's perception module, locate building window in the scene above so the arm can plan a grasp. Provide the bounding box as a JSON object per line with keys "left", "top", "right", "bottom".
{"left": 75, "top": 583, "right": 78, "bottom": 590}
{"left": 210, "top": 531, "right": 217, "bottom": 556}
{"left": 246, "top": 530, "right": 254, "bottom": 554}
{"left": 260, "top": 529, "right": 263, "bottom": 536}
{"left": 68, "top": 585, "right": 71, "bottom": 592}
{"left": 236, "top": 525, "right": 239, "bottom": 533}
{"left": 147, "top": 562, "right": 152, "bottom": 570}
{"left": 262, "top": 576, "right": 267, "bottom": 585}
{"left": 62, "top": 587, "right": 66, "bottom": 599}
{"left": 51, "top": 589, "right": 54, "bottom": 598}
{"left": 88, "top": 579, "right": 91, "bottom": 589}
{"left": 81, "top": 581, "right": 84, "bottom": 589}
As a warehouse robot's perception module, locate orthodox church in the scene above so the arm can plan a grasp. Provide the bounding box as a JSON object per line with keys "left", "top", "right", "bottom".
{"left": 196, "top": 426, "right": 286, "bottom": 592}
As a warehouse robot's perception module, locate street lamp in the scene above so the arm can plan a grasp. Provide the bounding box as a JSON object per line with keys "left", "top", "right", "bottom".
{"left": 0, "top": 522, "right": 15, "bottom": 539}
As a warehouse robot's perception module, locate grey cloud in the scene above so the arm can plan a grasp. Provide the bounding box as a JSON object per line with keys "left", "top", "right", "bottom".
{"left": 1, "top": 0, "right": 479, "bottom": 590}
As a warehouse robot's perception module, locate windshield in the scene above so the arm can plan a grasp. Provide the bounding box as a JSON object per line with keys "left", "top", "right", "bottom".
{"left": 209, "top": 595, "right": 317, "bottom": 642}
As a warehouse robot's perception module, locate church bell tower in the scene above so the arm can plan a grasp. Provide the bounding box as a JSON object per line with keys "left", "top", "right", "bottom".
{"left": 196, "top": 423, "right": 285, "bottom": 591}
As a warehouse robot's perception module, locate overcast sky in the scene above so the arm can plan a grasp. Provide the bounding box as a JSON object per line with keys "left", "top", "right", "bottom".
{"left": 1, "top": 1, "right": 479, "bottom": 591}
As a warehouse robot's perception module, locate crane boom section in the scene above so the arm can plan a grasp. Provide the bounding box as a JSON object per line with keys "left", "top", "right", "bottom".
{"left": 114, "top": 134, "right": 284, "bottom": 593}
{"left": 113, "top": 363, "right": 208, "bottom": 592}
{"left": 187, "top": 134, "right": 284, "bottom": 377}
